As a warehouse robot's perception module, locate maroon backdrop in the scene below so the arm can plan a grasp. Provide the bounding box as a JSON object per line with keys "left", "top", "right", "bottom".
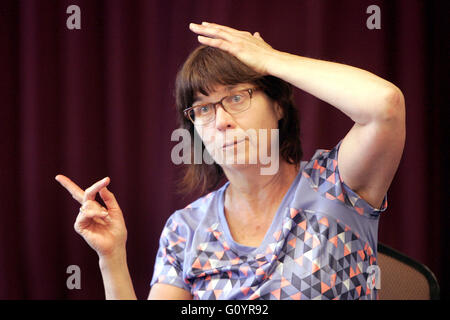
{"left": 0, "top": 0, "right": 448, "bottom": 299}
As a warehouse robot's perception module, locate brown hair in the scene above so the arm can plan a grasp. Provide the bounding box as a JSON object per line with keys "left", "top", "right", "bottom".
{"left": 174, "top": 45, "right": 302, "bottom": 195}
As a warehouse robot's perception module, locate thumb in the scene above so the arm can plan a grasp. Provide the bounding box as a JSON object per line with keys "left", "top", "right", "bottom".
{"left": 99, "top": 186, "right": 121, "bottom": 212}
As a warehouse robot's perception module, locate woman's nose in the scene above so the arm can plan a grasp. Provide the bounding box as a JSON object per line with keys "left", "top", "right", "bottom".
{"left": 214, "top": 105, "right": 235, "bottom": 130}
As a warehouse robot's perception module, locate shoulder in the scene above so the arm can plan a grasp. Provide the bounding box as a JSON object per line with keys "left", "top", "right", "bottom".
{"left": 163, "top": 183, "right": 228, "bottom": 233}
{"left": 300, "top": 140, "right": 341, "bottom": 195}
{"left": 304, "top": 140, "right": 341, "bottom": 173}
{"left": 299, "top": 140, "right": 387, "bottom": 218}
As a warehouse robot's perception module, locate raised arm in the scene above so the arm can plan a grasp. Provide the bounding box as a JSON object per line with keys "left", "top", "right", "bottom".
{"left": 189, "top": 22, "right": 406, "bottom": 208}
{"left": 266, "top": 51, "right": 405, "bottom": 208}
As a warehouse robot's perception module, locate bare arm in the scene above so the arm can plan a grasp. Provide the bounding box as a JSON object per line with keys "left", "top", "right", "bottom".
{"left": 266, "top": 52, "right": 406, "bottom": 208}
{"left": 99, "top": 250, "right": 137, "bottom": 300}
{"left": 190, "top": 22, "right": 406, "bottom": 208}
{"left": 148, "top": 283, "right": 193, "bottom": 300}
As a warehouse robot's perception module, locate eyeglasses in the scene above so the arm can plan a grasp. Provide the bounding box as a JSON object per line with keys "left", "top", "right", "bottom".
{"left": 183, "top": 88, "right": 259, "bottom": 126}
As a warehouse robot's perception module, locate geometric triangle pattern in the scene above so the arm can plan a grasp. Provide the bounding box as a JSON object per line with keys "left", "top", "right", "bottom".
{"left": 151, "top": 140, "right": 384, "bottom": 299}
{"left": 153, "top": 207, "right": 379, "bottom": 300}
{"left": 302, "top": 140, "right": 387, "bottom": 217}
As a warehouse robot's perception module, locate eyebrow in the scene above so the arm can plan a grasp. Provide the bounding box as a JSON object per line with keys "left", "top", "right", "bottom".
{"left": 193, "top": 85, "right": 242, "bottom": 105}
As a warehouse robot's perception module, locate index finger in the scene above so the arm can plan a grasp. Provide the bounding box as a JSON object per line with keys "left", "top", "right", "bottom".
{"left": 189, "top": 22, "right": 233, "bottom": 41}
{"left": 200, "top": 22, "right": 241, "bottom": 34}
{"left": 55, "top": 174, "right": 85, "bottom": 204}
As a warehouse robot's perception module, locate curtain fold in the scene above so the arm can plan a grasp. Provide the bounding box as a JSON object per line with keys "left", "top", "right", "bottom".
{"left": 0, "top": 0, "right": 446, "bottom": 299}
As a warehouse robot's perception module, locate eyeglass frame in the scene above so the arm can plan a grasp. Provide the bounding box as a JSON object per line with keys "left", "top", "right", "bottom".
{"left": 183, "top": 87, "right": 260, "bottom": 126}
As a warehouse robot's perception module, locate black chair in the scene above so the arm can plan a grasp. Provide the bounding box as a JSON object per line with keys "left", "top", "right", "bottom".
{"left": 377, "top": 243, "right": 440, "bottom": 300}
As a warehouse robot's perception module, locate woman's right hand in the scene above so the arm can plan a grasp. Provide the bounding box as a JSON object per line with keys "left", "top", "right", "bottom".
{"left": 55, "top": 175, "right": 128, "bottom": 259}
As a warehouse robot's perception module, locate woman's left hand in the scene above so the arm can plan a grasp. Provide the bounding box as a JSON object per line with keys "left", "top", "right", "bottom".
{"left": 189, "top": 22, "right": 279, "bottom": 76}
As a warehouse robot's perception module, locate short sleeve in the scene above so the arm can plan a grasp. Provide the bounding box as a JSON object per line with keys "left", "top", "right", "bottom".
{"left": 150, "top": 214, "right": 191, "bottom": 292}
{"left": 302, "top": 139, "right": 388, "bottom": 218}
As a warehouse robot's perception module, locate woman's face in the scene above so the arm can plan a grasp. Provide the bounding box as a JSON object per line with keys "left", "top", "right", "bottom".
{"left": 192, "top": 83, "right": 282, "bottom": 171}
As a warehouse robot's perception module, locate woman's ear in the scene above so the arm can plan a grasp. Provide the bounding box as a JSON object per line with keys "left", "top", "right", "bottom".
{"left": 274, "top": 102, "right": 284, "bottom": 121}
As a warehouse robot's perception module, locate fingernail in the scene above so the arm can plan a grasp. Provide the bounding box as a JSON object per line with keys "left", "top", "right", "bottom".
{"left": 202, "top": 21, "right": 209, "bottom": 25}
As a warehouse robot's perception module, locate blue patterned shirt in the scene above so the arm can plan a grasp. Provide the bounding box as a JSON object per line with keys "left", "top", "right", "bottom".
{"left": 151, "top": 140, "right": 387, "bottom": 299}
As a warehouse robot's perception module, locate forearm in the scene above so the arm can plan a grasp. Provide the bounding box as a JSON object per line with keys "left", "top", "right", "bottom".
{"left": 98, "top": 250, "right": 137, "bottom": 300}
{"left": 267, "top": 51, "right": 403, "bottom": 125}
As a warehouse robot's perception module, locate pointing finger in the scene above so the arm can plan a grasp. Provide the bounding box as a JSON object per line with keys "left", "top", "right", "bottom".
{"left": 55, "top": 174, "right": 85, "bottom": 204}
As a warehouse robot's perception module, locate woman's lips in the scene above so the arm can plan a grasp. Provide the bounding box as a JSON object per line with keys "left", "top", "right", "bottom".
{"left": 222, "top": 139, "right": 245, "bottom": 149}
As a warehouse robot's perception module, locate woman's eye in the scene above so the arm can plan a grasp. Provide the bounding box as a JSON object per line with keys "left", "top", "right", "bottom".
{"left": 231, "top": 94, "right": 243, "bottom": 103}
{"left": 197, "top": 105, "right": 211, "bottom": 115}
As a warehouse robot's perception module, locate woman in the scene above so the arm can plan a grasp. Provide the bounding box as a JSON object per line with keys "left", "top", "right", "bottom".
{"left": 55, "top": 22, "right": 405, "bottom": 300}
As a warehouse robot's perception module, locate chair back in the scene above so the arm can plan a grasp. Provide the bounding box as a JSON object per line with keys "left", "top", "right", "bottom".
{"left": 377, "top": 243, "right": 440, "bottom": 300}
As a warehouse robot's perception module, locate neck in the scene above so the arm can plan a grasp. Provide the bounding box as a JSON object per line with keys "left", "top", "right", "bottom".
{"left": 223, "top": 160, "right": 299, "bottom": 217}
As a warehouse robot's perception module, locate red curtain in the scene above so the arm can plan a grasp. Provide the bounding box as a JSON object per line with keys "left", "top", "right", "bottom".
{"left": 1, "top": 0, "right": 448, "bottom": 299}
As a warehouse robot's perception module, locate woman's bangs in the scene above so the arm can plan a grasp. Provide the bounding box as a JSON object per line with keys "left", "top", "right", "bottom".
{"left": 177, "top": 46, "right": 261, "bottom": 109}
